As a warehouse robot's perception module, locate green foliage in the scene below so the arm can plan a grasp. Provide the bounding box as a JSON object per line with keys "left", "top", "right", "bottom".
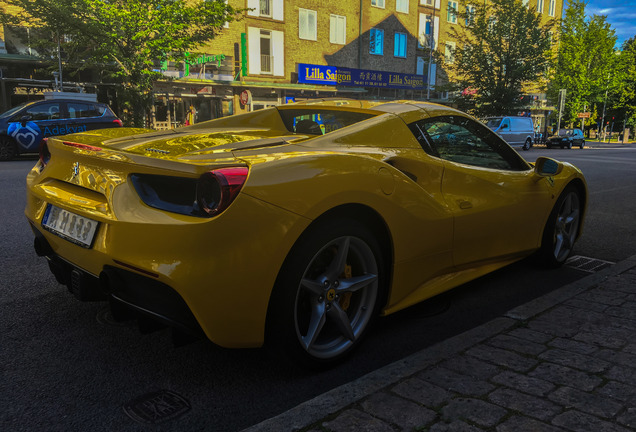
{"left": 2, "top": 0, "right": 242, "bottom": 126}
{"left": 614, "top": 38, "right": 636, "bottom": 131}
{"left": 447, "top": 0, "right": 553, "bottom": 116}
{"left": 549, "top": 0, "right": 617, "bottom": 127}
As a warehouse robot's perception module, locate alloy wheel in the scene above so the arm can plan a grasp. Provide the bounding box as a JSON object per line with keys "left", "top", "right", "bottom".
{"left": 294, "top": 235, "right": 378, "bottom": 360}
{"left": 552, "top": 191, "right": 580, "bottom": 262}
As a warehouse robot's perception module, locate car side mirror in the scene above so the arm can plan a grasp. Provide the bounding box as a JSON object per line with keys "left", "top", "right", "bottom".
{"left": 501, "top": 124, "right": 509, "bottom": 130}
{"left": 20, "top": 115, "right": 31, "bottom": 127}
{"left": 534, "top": 157, "right": 563, "bottom": 177}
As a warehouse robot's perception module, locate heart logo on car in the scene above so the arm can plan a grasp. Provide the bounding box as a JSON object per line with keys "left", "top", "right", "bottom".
{"left": 8, "top": 122, "right": 43, "bottom": 149}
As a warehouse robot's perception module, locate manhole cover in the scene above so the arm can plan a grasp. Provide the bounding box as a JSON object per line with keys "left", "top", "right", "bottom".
{"left": 565, "top": 256, "right": 615, "bottom": 273}
{"left": 123, "top": 390, "right": 191, "bottom": 424}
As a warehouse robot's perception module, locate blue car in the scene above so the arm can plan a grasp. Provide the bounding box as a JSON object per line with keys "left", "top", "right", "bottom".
{"left": 0, "top": 98, "right": 122, "bottom": 160}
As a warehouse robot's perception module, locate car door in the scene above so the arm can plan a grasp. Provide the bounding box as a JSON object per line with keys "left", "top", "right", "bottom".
{"left": 8, "top": 101, "right": 65, "bottom": 153}
{"left": 497, "top": 117, "right": 515, "bottom": 145}
{"left": 66, "top": 101, "right": 105, "bottom": 133}
{"left": 411, "top": 115, "right": 553, "bottom": 267}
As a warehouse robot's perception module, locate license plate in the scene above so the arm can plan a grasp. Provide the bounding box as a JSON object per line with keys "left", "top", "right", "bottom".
{"left": 42, "top": 204, "right": 99, "bottom": 248}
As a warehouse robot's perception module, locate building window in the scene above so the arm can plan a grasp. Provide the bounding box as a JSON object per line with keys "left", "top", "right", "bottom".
{"left": 465, "top": 4, "right": 476, "bottom": 27}
{"left": 420, "top": 0, "right": 434, "bottom": 6}
{"left": 548, "top": 0, "right": 556, "bottom": 16}
{"left": 396, "top": 0, "right": 409, "bottom": 13}
{"left": 330, "top": 14, "right": 346, "bottom": 45}
{"left": 418, "top": 13, "right": 436, "bottom": 49}
{"left": 522, "top": 0, "right": 529, "bottom": 7}
{"left": 260, "top": 29, "right": 272, "bottom": 73}
{"left": 536, "top": 0, "right": 544, "bottom": 14}
{"left": 444, "top": 41, "right": 456, "bottom": 64}
{"left": 370, "top": 28, "right": 384, "bottom": 55}
{"left": 417, "top": 58, "right": 437, "bottom": 85}
{"left": 394, "top": 32, "right": 407, "bottom": 58}
{"left": 299, "top": 8, "right": 317, "bottom": 41}
{"left": 371, "top": 0, "right": 385, "bottom": 8}
{"left": 260, "top": 0, "right": 271, "bottom": 17}
{"left": 447, "top": 1, "right": 458, "bottom": 24}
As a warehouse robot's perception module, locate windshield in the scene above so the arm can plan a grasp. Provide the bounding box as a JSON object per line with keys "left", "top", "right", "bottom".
{"left": 0, "top": 103, "right": 29, "bottom": 119}
{"left": 485, "top": 118, "right": 503, "bottom": 129}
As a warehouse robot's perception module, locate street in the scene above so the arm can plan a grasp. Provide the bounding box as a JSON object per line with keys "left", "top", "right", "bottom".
{"left": 1, "top": 143, "right": 635, "bottom": 432}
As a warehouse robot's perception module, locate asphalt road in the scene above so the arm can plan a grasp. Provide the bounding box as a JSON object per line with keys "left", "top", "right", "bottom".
{"left": 1, "top": 143, "right": 635, "bottom": 432}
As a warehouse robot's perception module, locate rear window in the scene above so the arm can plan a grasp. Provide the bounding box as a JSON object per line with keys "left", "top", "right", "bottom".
{"left": 277, "top": 108, "right": 376, "bottom": 135}
{"left": 68, "top": 102, "right": 106, "bottom": 119}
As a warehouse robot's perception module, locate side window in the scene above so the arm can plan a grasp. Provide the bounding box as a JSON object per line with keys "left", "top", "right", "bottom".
{"left": 408, "top": 115, "right": 528, "bottom": 171}
{"left": 25, "top": 103, "right": 61, "bottom": 121}
{"left": 68, "top": 103, "right": 104, "bottom": 119}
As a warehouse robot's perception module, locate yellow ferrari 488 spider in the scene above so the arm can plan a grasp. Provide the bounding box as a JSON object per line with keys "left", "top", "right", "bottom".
{"left": 25, "top": 100, "right": 586, "bottom": 367}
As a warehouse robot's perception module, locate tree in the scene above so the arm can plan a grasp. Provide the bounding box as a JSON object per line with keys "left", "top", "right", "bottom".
{"left": 614, "top": 37, "right": 636, "bottom": 134}
{"left": 1, "top": 0, "right": 241, "bottom": 126}
{"left": 446, "top": 0, "right": 554, "bottom": 116}
{"left": 549, "top": 0, "right": 617, "bottom": 129}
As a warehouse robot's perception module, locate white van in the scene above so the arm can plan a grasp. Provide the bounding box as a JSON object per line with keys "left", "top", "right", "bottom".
{"left": 485, "top": 116, "right": 535, "bottom": 151}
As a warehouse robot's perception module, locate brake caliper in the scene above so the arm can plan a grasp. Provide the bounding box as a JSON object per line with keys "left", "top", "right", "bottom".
{"left": 339, "top": 264, "right": 353, "bottom": 311}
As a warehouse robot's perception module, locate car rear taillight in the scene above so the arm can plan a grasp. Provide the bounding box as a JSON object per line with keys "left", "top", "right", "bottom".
{"left": 113, "top": 119, "right": 123, "bottom": 127}
{"left": 196, "top": 167, "right": 249, "bottom": 216}
{"left": 62, "top": 141, "right": 103, "bottom": 152}
{"left": 38, "top": 139, "right": 51, "bottom": 169}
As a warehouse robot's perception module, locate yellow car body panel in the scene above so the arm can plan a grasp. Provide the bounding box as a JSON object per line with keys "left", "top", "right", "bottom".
{"left": 25, "top": 100, "right": 587, "bottom": 350}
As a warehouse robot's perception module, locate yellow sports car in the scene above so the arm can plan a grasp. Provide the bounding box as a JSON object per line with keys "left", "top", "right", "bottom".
{"left": 25, "top": 100, "right": 586, "bottom": 367}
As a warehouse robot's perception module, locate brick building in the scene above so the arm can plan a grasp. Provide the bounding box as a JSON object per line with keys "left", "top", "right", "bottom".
{"left": 1, "top": 0, "right": 564, "bottom": 128}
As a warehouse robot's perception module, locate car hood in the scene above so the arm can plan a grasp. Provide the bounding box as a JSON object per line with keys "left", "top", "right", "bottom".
{"left": 61, "top": 127, "right": 307, "bottom": 161}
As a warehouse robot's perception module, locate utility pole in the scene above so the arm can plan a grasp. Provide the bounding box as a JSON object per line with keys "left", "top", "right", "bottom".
{"left": 600, "top": 88, "right": 608, "bottom": 141}
{"left": 56, "top": 32, "right": 63, "bottom": 91}
{"left": 556, "top": 89, "right": 566, "bottom": 134}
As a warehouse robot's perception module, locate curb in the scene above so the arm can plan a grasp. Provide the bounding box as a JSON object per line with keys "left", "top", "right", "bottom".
{"left": 242, "top": 253, "right": 636, "bottom": 432}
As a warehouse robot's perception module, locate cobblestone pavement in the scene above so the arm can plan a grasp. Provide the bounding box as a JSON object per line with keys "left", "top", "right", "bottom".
{"left": 244, "top": 254, "right": 636, "bottom": 432}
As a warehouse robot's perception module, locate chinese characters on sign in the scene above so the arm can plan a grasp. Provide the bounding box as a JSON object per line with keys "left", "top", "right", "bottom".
{"left": 297, "top": 63, "right": 426, "bottom": 90}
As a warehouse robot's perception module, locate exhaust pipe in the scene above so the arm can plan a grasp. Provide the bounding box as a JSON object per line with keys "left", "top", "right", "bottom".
{"left": 34, "top": 237, "right": 54, "bottom": 257}
{"left": 99, "top": 268, "right": 125, "bottom": 295}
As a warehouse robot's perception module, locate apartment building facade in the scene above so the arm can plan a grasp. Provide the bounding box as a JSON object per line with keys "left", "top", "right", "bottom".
{"left": 0, "top": 0, "right": 564, "bottom": 128}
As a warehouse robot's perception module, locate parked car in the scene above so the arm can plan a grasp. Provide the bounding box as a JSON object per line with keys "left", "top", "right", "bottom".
{"left": 26, "top": 100, "right": 587, "bottom": 367}
{"left": 0, "top": 97, "right": 122, "bottom": 160}
{"left": 484, "top": 116, "right": 535, "bottom": 151}
{"left": 546, "top": 129, "right": 585, "bottom": 149}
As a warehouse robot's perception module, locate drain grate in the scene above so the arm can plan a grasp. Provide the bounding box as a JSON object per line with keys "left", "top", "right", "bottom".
{"left": 123, "top": 390, "right": 191, "bottom": 425}
{"left": 565, "top": 255, "right": 615, "bottom": 273}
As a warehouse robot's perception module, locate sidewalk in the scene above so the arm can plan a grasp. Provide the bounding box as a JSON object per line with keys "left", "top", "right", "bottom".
{"left": 244, "top": 254, "right": 636, "bottom": 432}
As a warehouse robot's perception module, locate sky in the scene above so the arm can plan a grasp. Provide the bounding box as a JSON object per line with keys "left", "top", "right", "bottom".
{"left": 583, "top": 0, "right": 636, "bottom": 48}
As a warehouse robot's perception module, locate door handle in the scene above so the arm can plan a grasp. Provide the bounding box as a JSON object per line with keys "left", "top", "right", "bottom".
{"left": 457, "top": 200, "right": 473, "bottom": 209}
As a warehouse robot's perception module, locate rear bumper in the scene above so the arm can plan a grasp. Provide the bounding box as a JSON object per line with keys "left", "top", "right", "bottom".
{"left": 32, "top": 225, "right": 204, "bottom": 335}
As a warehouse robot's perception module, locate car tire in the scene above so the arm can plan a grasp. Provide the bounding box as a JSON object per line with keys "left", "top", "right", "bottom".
{"left": 546, "top": 143, "right": 552, "bottom": 149}
{"left": 522, "top": 138, "right": 532, "bottom": 151}
{"left": 267, "top": 218, "right": 385, "bottom": 368}
{"left": 566, "top": 141, "right": 572, "bottom": 149}
{"left": 0, "top": 136, "right": 17, "bottom": 161}
{"left": 580, "top": 141, "right": 585, "bottom": 149}
{"left": 538, "top": 184, "right": 582, "bottom": 268}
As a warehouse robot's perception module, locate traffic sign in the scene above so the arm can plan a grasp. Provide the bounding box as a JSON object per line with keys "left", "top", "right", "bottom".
{"left": 577, "top": 112, "right": 591, "bottom": 118}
